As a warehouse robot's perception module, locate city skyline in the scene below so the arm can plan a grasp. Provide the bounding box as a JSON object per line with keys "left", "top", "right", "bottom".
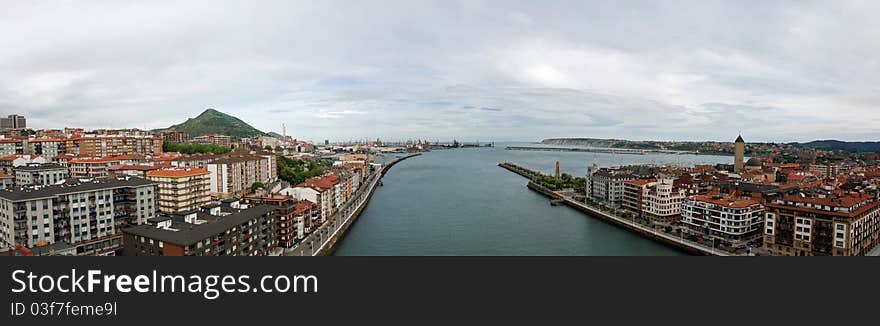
{"left": 1, "top": 1, "right": 879, "bottom": 142}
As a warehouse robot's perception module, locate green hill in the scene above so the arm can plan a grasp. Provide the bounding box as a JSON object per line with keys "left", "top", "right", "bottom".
{"left": 160, "top": 108, "right": 265, "bottom": 140}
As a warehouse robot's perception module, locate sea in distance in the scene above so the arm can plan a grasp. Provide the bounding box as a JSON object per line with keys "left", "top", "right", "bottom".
{"left": 333, "top": 142, "right": 733, "bottom": 256}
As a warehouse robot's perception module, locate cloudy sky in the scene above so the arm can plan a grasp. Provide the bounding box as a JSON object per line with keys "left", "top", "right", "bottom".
{"left": 1, "top": 1, "right": 878, "bottom": 143}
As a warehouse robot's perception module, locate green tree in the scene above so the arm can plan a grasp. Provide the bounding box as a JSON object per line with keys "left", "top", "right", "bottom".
{"left": 162, "top": 141, "right": 231, "bottom": 155}
{"left": 250, "top": 182, "right": 265, "bottom": 193}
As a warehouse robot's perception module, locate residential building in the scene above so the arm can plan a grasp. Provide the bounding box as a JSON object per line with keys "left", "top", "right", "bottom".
{"left": 160, "top": 131, "right": 190, "bottom": 144}
{"left": 682, "top": 195, "right": 765, "bottom": 245}
{"left": 763, "top": 193, "right": 880, "bottom": 256}
{"left": 147, "top": 168, "right": 211, "bottom": 214}
{"left": 587, "top": 169, "right": 636, "bottom": 208}
{"left": 0, "top": 114, "right": 26, "bottom": 130}
{"left": 108, "top": 164, "right": 165, "bottom": 178}
{"left": 641, "top": 178, "right": 687, "bottom": 224}
{"left": 170, "top": 154, "right": 217, "bottom": 169}
{"left": 282, "top": 174, "right": 339, "bottom": 224}
{"left": 0, "top": 138, "right": 19, "bottom": 157}
{"left": 206, "top": 153, "right": 275, "bottom": 198}
{"left": 0, "top": 176, "right": 158, "bottom": 255}
{"left": 69, "top": 134, "right": 163, "bottom": 157}
{"left": 14, "top": 163, "right": 69, "bottom": 186}
{"left": 0, "top": 154, "right": 48, "bottom": 174}
{"left": 0, "top": 174, "right": 13, "bottom": 189}
{"left": 27, "top": 138, "right": 61, "bottom": 160}
{"left": 623, "top": 179, "right": 655, "bottom": 217}
{"left": 191, "top": 134, "right": 231, "bottom": 148}
{"left": 69, "top": 155, "right": 146, "bottom": 178}
{"left": 121, "top": 202, "right": 278, "bottom": 256}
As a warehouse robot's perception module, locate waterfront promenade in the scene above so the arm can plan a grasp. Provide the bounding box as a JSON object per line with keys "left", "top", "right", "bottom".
{"left": 286, "top": 153, "right": 421, "bottom": 256}
{"left": 500, "top": 162, "right": 733, "bottom": 256}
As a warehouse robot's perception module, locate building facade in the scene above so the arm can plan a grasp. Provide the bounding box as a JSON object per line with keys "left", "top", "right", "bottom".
{"left": 0, "top": 177, "right": 157, "bottom": 255}
{"left": 588, "top": 170, "right": 637, "bottom": 208}
{"left": 14, "top": 163, "right": 69, "bottom": 186}
{"left": 0, "top": 114, "right": 26, "bottom": 130}
{"left": 147, "top": 168, "right": 211, "bottom": 214}
{"left": 763, "top": 194, "right": 880, "bottom": 256}
{"left": 681, "top": 195, "right": 765, "bottom": 244}
{"left": 122, "top": 202, "right": 277, "bottom": 256}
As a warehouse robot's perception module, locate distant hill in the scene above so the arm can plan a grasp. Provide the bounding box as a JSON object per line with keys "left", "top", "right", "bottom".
{"left": 159, "top": 108, "right": 265, "bottom": 140}
{"left": 797, "top": 140, "right": 880, "bottom": 153}
{"left": 266, "top": 131, "right": 283, "bottom": 138}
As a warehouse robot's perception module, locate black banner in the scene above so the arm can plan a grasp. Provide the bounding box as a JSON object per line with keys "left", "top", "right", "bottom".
{"left": 2, "top": 257, "right": 876, "bottom": 324}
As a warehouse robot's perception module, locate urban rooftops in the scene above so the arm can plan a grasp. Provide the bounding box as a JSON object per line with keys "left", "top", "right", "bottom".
{"left": 0, "top": 176, "right": 157, "bottom": 201}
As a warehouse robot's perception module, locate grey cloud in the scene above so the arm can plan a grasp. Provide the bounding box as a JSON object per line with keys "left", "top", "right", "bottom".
{"left": 0, "top": 1, "right": 878, "bottom": 142}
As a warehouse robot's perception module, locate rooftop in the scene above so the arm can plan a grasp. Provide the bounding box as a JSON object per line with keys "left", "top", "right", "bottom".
{"left": 122, "top": 205, "right": 276, "bottom": 246}
{"left": 0, "top": 176, "right": 157, "bottom": 201}
{"left": 689, "top": 195, "right": 761, "bottom": 209}
{"left": 14, "top": 163, "right": 67, "bottom": 171}
{"left": 147, "top": 168, "right": 210, "bottom": 178}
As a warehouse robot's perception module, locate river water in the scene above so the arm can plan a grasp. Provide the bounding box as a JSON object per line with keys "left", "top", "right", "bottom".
{"left": 333, "top": 144, "right": 733, "bottom": 256}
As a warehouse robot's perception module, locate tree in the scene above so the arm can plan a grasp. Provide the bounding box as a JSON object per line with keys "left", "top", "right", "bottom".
{"left": 264, "top": 145, "right": 273, "bottom": 151}
{"left": 162, "top": 141, "right": 230, "bottom": 155}
{"left": 250, "top": 182, "right": 265, "bottom": 193}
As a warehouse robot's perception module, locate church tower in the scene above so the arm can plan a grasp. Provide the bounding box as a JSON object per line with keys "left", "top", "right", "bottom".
{"left": 734, "top": 134, "right": 745, "bottom": 173}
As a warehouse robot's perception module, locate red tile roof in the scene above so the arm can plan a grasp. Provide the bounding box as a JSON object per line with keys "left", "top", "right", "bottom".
{"left": 689, "top": 195, "right": 761, "bottom": 209}
{"left": 297, "top": 174, "right": 339, "bottom": 190}
{"left": 147, "top": 168, "right": 210, "bottom": 178}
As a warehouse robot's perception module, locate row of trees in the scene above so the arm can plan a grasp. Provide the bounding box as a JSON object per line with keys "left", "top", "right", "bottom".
{"left": 277, "top": 155, "right": 329, "bottom": 185}
{"left": 499, "top": 162, "right": 585, "bottom": 190}
{"left": 163, "top": 141, "right": 231, "bottom": 155}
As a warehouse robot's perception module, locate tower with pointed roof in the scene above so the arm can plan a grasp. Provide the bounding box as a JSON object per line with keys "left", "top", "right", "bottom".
{"left": 734, "top": 134, "right": 745, "bottom": 173}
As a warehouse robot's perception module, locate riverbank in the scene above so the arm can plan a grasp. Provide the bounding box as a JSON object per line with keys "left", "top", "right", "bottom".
{"left": 287, "top": 153, "right": 422, "bottom": 256}
{"left": 499, "top": 162, "right": 732, "bottom": 256}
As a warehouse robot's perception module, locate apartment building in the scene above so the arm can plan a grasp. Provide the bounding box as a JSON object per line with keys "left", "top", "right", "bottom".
{"left": 0, "top": 114, "right": 26, "bottom": 130}
{"left": 763, "top": 193, "right": 880, "bottom": 256}
{"left": 160, "top": 131, "right": 190, "bottom": 144}
{"left": 69, "top": 155, "right": 146, "bottom": 178}
{"left": 242, "top": 194, "right": 312, "bottom": 249}
{"left": 147, "top": 168, "right": 211, "bottom": 214}
{"left": 206, "top": 154, "right": 275, "bottom": 198}
{"left": 28, "top": 138, "right": 61, "bottom": 160}
{"left": 282, "top": 174, "right": 339, "bottom": 224}
{"left": 14, "top": 163, "right": 69, "bottom": 186}
{"left": 0, "top": 174, "right": 13, "bottom": 190}
{"left": 587, "top": 169, "right": 637, "bottom": 207}
{"left": 623, "top": 179, "right": 655, "bottom": 217}
{"left": 191, "top": 134, "right": 231, "bottom": 148}
{"left": 641, "top": 178, "right": 687, "bottom": 224}
{"left": 0, "top": 139, "right": 19, "bottom": 157}
{"left": 170, "top": 154, "right": 217, "bottom": 169}
{"left": 681, "top": 195, "right": 765, "bottom": 244}
{"left": 108, "top": 164, "right": 165, "bottom": 178}
{"left": 69, "top": 134, "right": 163, "bottom": 157}
{"left": 122, "top": 202, "right": 278, "bottom": 256}
{"left": 0, "top": 154, "right": 48, "bottom": 174}
{"left": 0, "top": 176, "right": 157, "bottom": 255}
